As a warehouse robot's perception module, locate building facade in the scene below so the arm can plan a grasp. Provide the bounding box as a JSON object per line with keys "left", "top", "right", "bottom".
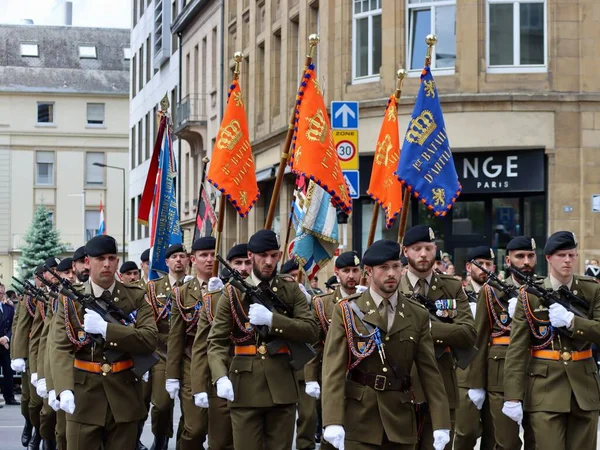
{"left": 0, "top": 24, "right": 130, "bottom": 282}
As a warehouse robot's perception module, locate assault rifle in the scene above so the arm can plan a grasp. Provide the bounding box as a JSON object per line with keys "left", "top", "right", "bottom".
{"left": 33, "top": 273, "right": 60, "bottom": 300}
{"left": 217, "top": 255, "right": 316, "bottom": 371}
{"left": 44, "top": 265, "right": 161, "bottom": 377}
{"left": 412, "top": 292, "right": 478, "bottom": 370}
{"left": 11, "top": 276, "right": 52, "bottom": 304}
{"left": 469, "top": 260, "right": 515, "bottom": 308}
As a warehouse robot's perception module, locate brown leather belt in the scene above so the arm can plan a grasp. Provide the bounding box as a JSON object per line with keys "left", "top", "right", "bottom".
{"left": 349, "top": 369, "right": 412, "bottom": 392}
{"left": 492, "top": 336, "right": 510, "bottom": 346}
{"left": 74, "top": 359, "right": 134, "bottom": 374}
{"left": 531, "top": 349, "right": 592, "bottom": 362}
{"left": 234, "top": 344, "right": 290, "bottom": 356}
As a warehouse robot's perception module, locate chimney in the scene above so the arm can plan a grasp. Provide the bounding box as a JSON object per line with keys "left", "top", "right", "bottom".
{"left": 65, "top": 1, "right": 73, "bottom": 26}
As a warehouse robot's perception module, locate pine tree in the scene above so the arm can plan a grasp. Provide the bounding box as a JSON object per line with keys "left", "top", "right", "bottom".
{"left": 19, "top": 205, "right": 67, "bottom": 279}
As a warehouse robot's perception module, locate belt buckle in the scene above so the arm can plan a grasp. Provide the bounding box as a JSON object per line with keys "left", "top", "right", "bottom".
{"left": 561, "top": 351, "right": 572, "bottom": 361}
{"left": 101, "top": 363, "right": 112, "bottom": 374}
{"left": 258, "top": 344, "right": 268, "bottom": 355}
{"left": 374, "top": 375, "right": 386, "bottom": 391}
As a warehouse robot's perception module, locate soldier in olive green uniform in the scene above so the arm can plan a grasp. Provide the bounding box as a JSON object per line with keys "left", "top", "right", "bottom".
{"left": 119, "top": 261, "right": 141, "bottom": 284}
{"left": 454, "top": 246, "right": 496, "bottom": 450}
{"left": 140, "top": 249, "right": 150, "bottom": 287}
{"left": 72, "top": 246, "right": 90, "bottom": 283}
{"left": 50, "top": 235, "right": 158, "bottom": 450}
{"left": 504, "top": 231, "right": 600, "bottom": 449}
{"left": 166, "top": 237, "right": 214, "bottom": 449}
{"left": 191, "top": 243, "right": 251, "bottom": 450}
{"left": 322, "top": 240, "right": 451, "bottom": 450}
{"left": 145, "top": 244, "right": 189, "bottom": 450}
{"left": 207, "top": 229, "right": 319, "bottom": 450}
{"left": 400, "top": 226, "right": 476, "bottom": 450}
{"left": 304, "top": 251, "right": 362, "bottom": 450}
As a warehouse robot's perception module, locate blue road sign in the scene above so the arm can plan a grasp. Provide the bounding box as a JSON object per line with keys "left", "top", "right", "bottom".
{"left": 343, "top": 170, "right": 360, "bottom": 199}
{"left": 331, "top": 101, "right": 359, "bottom": 129}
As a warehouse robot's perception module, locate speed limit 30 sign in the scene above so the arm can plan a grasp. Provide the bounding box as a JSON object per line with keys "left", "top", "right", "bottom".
{"left": 333, "top": 130, "right": 359, "bottom": 170}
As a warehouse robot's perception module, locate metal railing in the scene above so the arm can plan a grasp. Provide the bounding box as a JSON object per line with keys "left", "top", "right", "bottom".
{"left": 176, "top": 94, "right": 208, "bottom": 131}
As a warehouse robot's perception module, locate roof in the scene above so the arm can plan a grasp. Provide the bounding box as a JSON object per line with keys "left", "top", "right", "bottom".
{"left": 0, "top": 24, "right": 130, "bottom": 95}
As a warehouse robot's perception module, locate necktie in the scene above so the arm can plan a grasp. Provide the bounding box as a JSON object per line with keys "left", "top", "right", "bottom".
{"left": 417, "top": 278, "right": 428, "bottom": 296}
{"left": 380, "top": 298, "right": 390, "bottom": 331}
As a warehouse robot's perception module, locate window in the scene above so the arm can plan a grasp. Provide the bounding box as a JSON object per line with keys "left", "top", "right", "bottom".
{"left": 20, "top": 43, "right": 39, "bottom": 57}
{"left": 85, "top": 210, "right": 101, "bottom": 241}
{"left": 36, "top": 151, "right": 54, "bottom": 185}
{"left": 79, "top": 45, "right": 97, "bottom": 59}
{"left": 487, "top": 0, "right": 546, "bottom": 72}
{"left": 87, "top": 103, "right": 105, "bottom": 126}
{"left": 124, "top": 47, "right": 132, "bottom": 60}
{"left": 86, "top": 152, "right": 104, "bottom": 185}
{"left": 352, "top": 0, "right": 382, "bottom": 82}
{"left": 407, "top": 0, "right": 456, "bottom": 71}
{"left": 37, "top": 102, "right": 54, "bottom": 124}
{"left": 132, "top": 53, "right": 137, "bottom": 98}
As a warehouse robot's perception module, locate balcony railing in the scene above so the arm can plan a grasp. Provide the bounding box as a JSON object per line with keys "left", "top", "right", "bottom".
{"left": 176, "top": 94, "right": 208, "bottom": 132}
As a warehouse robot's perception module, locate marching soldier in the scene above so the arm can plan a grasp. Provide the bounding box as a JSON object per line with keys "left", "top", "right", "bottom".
{"left": 305, "top": 251, "right": 362, "bottom": 450}
{"left": 191, "top": 243, "right": 251, "bottom": 450}
{"left": 468, "top": 237, "right": 538, "bottom": 450}
{"left": 140, "top": 249, "right": 150, "bottom": 286}
{"left": 322, "top": 240, "right": 451, "bottom": 450}
{"left": 50, "top": 235, "right": 158, "bottom": 449}
{"left": 207, "top": 229, "right": 318, "bottom": 450}
{"left": 399, "top": 225, "right": 476, "bottom": 450}
{"left": 166, "top": 238, "right": 214, "bottom": 449}
{"left": 145, "top": 244, "right": 189, "bottom": 450}
{"left": 119, "top": 262, "right": 141, "bottom": 284}
{"left": 503, "top": 231, "right": 600, "bottom": 449}
{"left": 454, "top": 247, "right": 496, "bottom": 450}
{"left": 72, "top": 247, "right": 90, "bottom": 283}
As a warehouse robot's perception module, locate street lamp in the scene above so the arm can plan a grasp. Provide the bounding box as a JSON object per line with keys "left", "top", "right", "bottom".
{"left": 93, "top": 162, "right": 126, "bottom": 262}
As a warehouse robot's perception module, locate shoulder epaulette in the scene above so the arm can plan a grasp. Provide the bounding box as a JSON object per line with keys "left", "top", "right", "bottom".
{"left": 577, "top": 275, "right": 599, "bottom": 284}
{"left": 405, "top": 296, "right": 428, "bottom": 310}
{"left": 277, "top": 274, "right": 296, "bottom": 282}
{"left": 122, "top": 282, "right": 144, "bottom": 291}
{"left": 345, "top": 292, "right": 362, "bottom": 302}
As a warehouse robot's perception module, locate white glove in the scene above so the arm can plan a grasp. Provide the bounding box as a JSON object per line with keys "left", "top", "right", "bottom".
{"left": 36, "top": 378, "right": 48, "bottom": 398}
{"left": 83, "top": 309, "right": 108, "bottom": 338}
{"left": 298, "top": 283, "right": 311, "bottom": 303}
{"left": 142, "top": 372, "right": 149, "bottom": 382}
{"left": 11, "top": 358, "right": 26, "bottom": 372}
{"left": 194, "top": 392, "right": 209, "bottom": 408}
{"left": 433, "top": 429, "right": 451, "bottom": 450}
{"left": 165, "top": 379, "right": 180, "bottom": 400}
{"left": 305, "top": 381, "right": 321, "bottom": 399}
{"left": 323, "top": 425, "right": 345, "bottom": 450}
{"left": 30, "top": 372, "right": 38, "bottom": 388}
{"left": 502, "top": 401, "right": 523, "bottom": 425}
{"left": 48, "top": 390, "right": 60, "bottom": 412}
{"left": 208, "top": 277, "right": 224, "bottom": 292}
{"left": 356, "top": 285, "right": 368, "bottom": 294}
{"left": 549, "top": 303, "right": 575, "bottom": 329}
{"left": 59, "top": 390, "right": 76, "bottom": 415}
{"left": 508, "top": 297, "right": 518, "bottom": 318}
{"left": 467, "top": 388, "right": 486, "bottom": 410}
{"left": 216, "top": 376, "right": 234, "bottom": 402}
{"left": 469, "top": 302, "right": 477, "bottom": 318}
{"left": 248, "top": 303, "right": 273, "bottom": 327}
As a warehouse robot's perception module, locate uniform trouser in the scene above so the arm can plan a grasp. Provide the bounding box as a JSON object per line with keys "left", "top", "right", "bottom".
{"left": 208, "top": 392, "right": 234, "bottom": 450}
{"left": 28, "top": 380, "right": 43, "bottom": 430}
{"left": 454, "top": 387, "right": 495, "bottom": 450}
{"left": 345, "top": 438, "right": 415, "bottom": 450}
{"left": 527, "top": 394, "right": 598, "bottom": 450}
{"left": 230, "top": 404, "right": 296, "bottom": 450}
{"left": 21, "top": 370, "right": 31, "bottom": 420}
{"left": 179, "top": 360, "right": 208, "bottom": 450}
{"left": 56, "top": 410, "right": 67, "bottom": 450}
{"left": 150, "top": 358, "right": 174, "bottom": 438}
{"left": 417, "top": 406, "right": 455, "bottom": 450}
{"left": 65, "top": 416, "right": 137, "bottom": 450}
{"left": 487, "top": 390, "right": 521, "bottom": 450}
{"left": 296, "top": 380, "right": 318, "bottom": 450}
{"left": 39, "top": 398, "right": 57, "bottom": 440}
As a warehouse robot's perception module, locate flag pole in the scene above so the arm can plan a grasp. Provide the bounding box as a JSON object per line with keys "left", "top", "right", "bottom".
{"left": 192, "top": 156, "right": 210, "bottom": 242}
{"left": 397, "top": 34, "right": 437, "bottom": 245}
{"left": 213, "top": 51, "right": 243, "bottom": 277}
{"left": 264, "top": 34, "right": 319, "bottom": 230}
{"left": 282, "top": 177, "right": 301, "bottom": 264}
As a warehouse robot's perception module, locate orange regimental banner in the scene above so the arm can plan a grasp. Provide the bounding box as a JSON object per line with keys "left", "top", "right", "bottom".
{"left": 367, "top": 95, "right": 403, "bottom": 228}
{"left": 207, "top": 79, "right": 259, "bottom": 218}
{"left": 289, "top": 63, "right": 352, "bottom": 214}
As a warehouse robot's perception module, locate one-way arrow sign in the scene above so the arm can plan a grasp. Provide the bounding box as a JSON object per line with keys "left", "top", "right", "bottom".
{"left": 331, "top": 101, "right": 359, "bottom": 129}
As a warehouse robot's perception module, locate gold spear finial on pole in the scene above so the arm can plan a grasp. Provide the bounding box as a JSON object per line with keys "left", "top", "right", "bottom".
{"left": 425, "top": 34, "right": 437, "bottom": 68}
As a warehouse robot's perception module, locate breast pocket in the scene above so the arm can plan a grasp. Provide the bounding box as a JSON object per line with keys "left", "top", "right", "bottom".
{"left": 229, "top": 357, "right": 253, "bottom": 395}
{"left": 586, "top": 361, "right": 600, "bottom": 404}
{"left": 395, "top": 329, "right": 419, "bottom": 361}
{"left": 487, "top": 353, "right": 506, "bottom": 391}
{"left": 525, "top": 362, "right": 548, "bottom": 407}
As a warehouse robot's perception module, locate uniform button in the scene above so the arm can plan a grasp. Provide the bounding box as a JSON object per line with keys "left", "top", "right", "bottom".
{"left": 382, "top": 367, "right": 388, "bottom": 372}
{"left": 385, "top": 337, "right": 390, "bottom": 341}
{"left": 409, "top": 337, "right": 414, "bottom": 341}
{"left": 564, "top": 362, "right": 568, "bottom": 366}
{"left": 102, "top": 373, "right": 107, "bottom": 377}
{"left": 279, "top": 330, "right": 283, "bottom": 333}
{"left": 234, "top": 370, "right": 238, "bottom": 374}
{"left": 261, "top": 356, "right": 266, "bottom": 360}
{"left": 494, "top": 356, "right": 497, "bottom": 360}
{"left": 273, "top": 287, "right": 278, "bottom": 292}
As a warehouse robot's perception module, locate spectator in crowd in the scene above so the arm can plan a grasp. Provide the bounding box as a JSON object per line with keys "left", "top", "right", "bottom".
{"left": 309, "top": 276, "right": 323, "bottom": 295}
{"left": 585, "top": 258, "right": 600, "bottom": 279}
{"left": 0, "top": 282, "right": 17, "bottom": 406}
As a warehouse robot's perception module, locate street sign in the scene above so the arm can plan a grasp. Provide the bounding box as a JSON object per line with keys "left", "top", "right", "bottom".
{"left": 331, "top": 101, "right": 359, "bottom": 129}
{"left": 333, "top": 130, "right": 359, "bottom": 170}
{"left": 343, "top": 170, "right": 360, "bottom": 199}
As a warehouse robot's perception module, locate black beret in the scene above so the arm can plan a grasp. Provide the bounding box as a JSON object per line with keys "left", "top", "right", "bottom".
{"left": 120, "top": 261, "right": 139, "bottom": 273}
{"left": 335, "top": 251, "right": 361, "bottom": 269}
{"left": 35, "top": 264, "right": 45, "bottom": 276}
{"left": 72, "top": 246, "right": 86, "bottom": 262}
{"left": 227, "top": 243, "right": 248, "bottom": 261}
{"left": 435, "top": 250, "right": 443, "bottom": 261}
{"left": 467, "top": 246, "right": 494, "bottom": 261}
{"left": 506, "top": 236, "right": 536, "bottom": 253}
{"left": 165, "top": 244, "right": 186, "bottom": 259}
{"left": 56, "top": 257, "right": 73, "bottom": 272}
{"left": 86, "top": 235, "right": 118, "bottom": 257}
{"left": 141, "top": 248, "right": 150, "bottom": 263}
{"left": 544, "top": 231, "right": 577, "bottom": 255}
{"left": 192, "top": 237, "right": 216, "bottom": 252}
{"left": 400, "top": 254, "right": 408, "bottom": 266}
{"left": 363, "top": 240, "right": 401, "bottom": 266}
{"left": 44, "top": 256, "right": 59, "bottom": 269}
{"left": 281, "top": 259, "right": 299, "bottom": 274}
{"left": 403, "top": 225, "right": 436, "bottom": 247}
{"left": 325, "top": 275, "right": 339, "bottom": 289}
{"left": 248, "top": 229, "right": 279, "bottom": 253}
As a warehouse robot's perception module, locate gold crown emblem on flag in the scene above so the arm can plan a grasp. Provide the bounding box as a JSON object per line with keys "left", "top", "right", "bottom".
{"left": 405, "top": 110, "right": 437, "bottom": 146}
{"left": 217, "top": 119, "right": 243, "bottom": 151}
{"left": 305, "top": 109, "right": 328, "bottom": 144}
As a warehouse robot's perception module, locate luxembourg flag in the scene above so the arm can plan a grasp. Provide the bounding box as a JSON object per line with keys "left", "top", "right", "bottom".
{"left": 97, "top": 199, "right": 106, "bottom": 236}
